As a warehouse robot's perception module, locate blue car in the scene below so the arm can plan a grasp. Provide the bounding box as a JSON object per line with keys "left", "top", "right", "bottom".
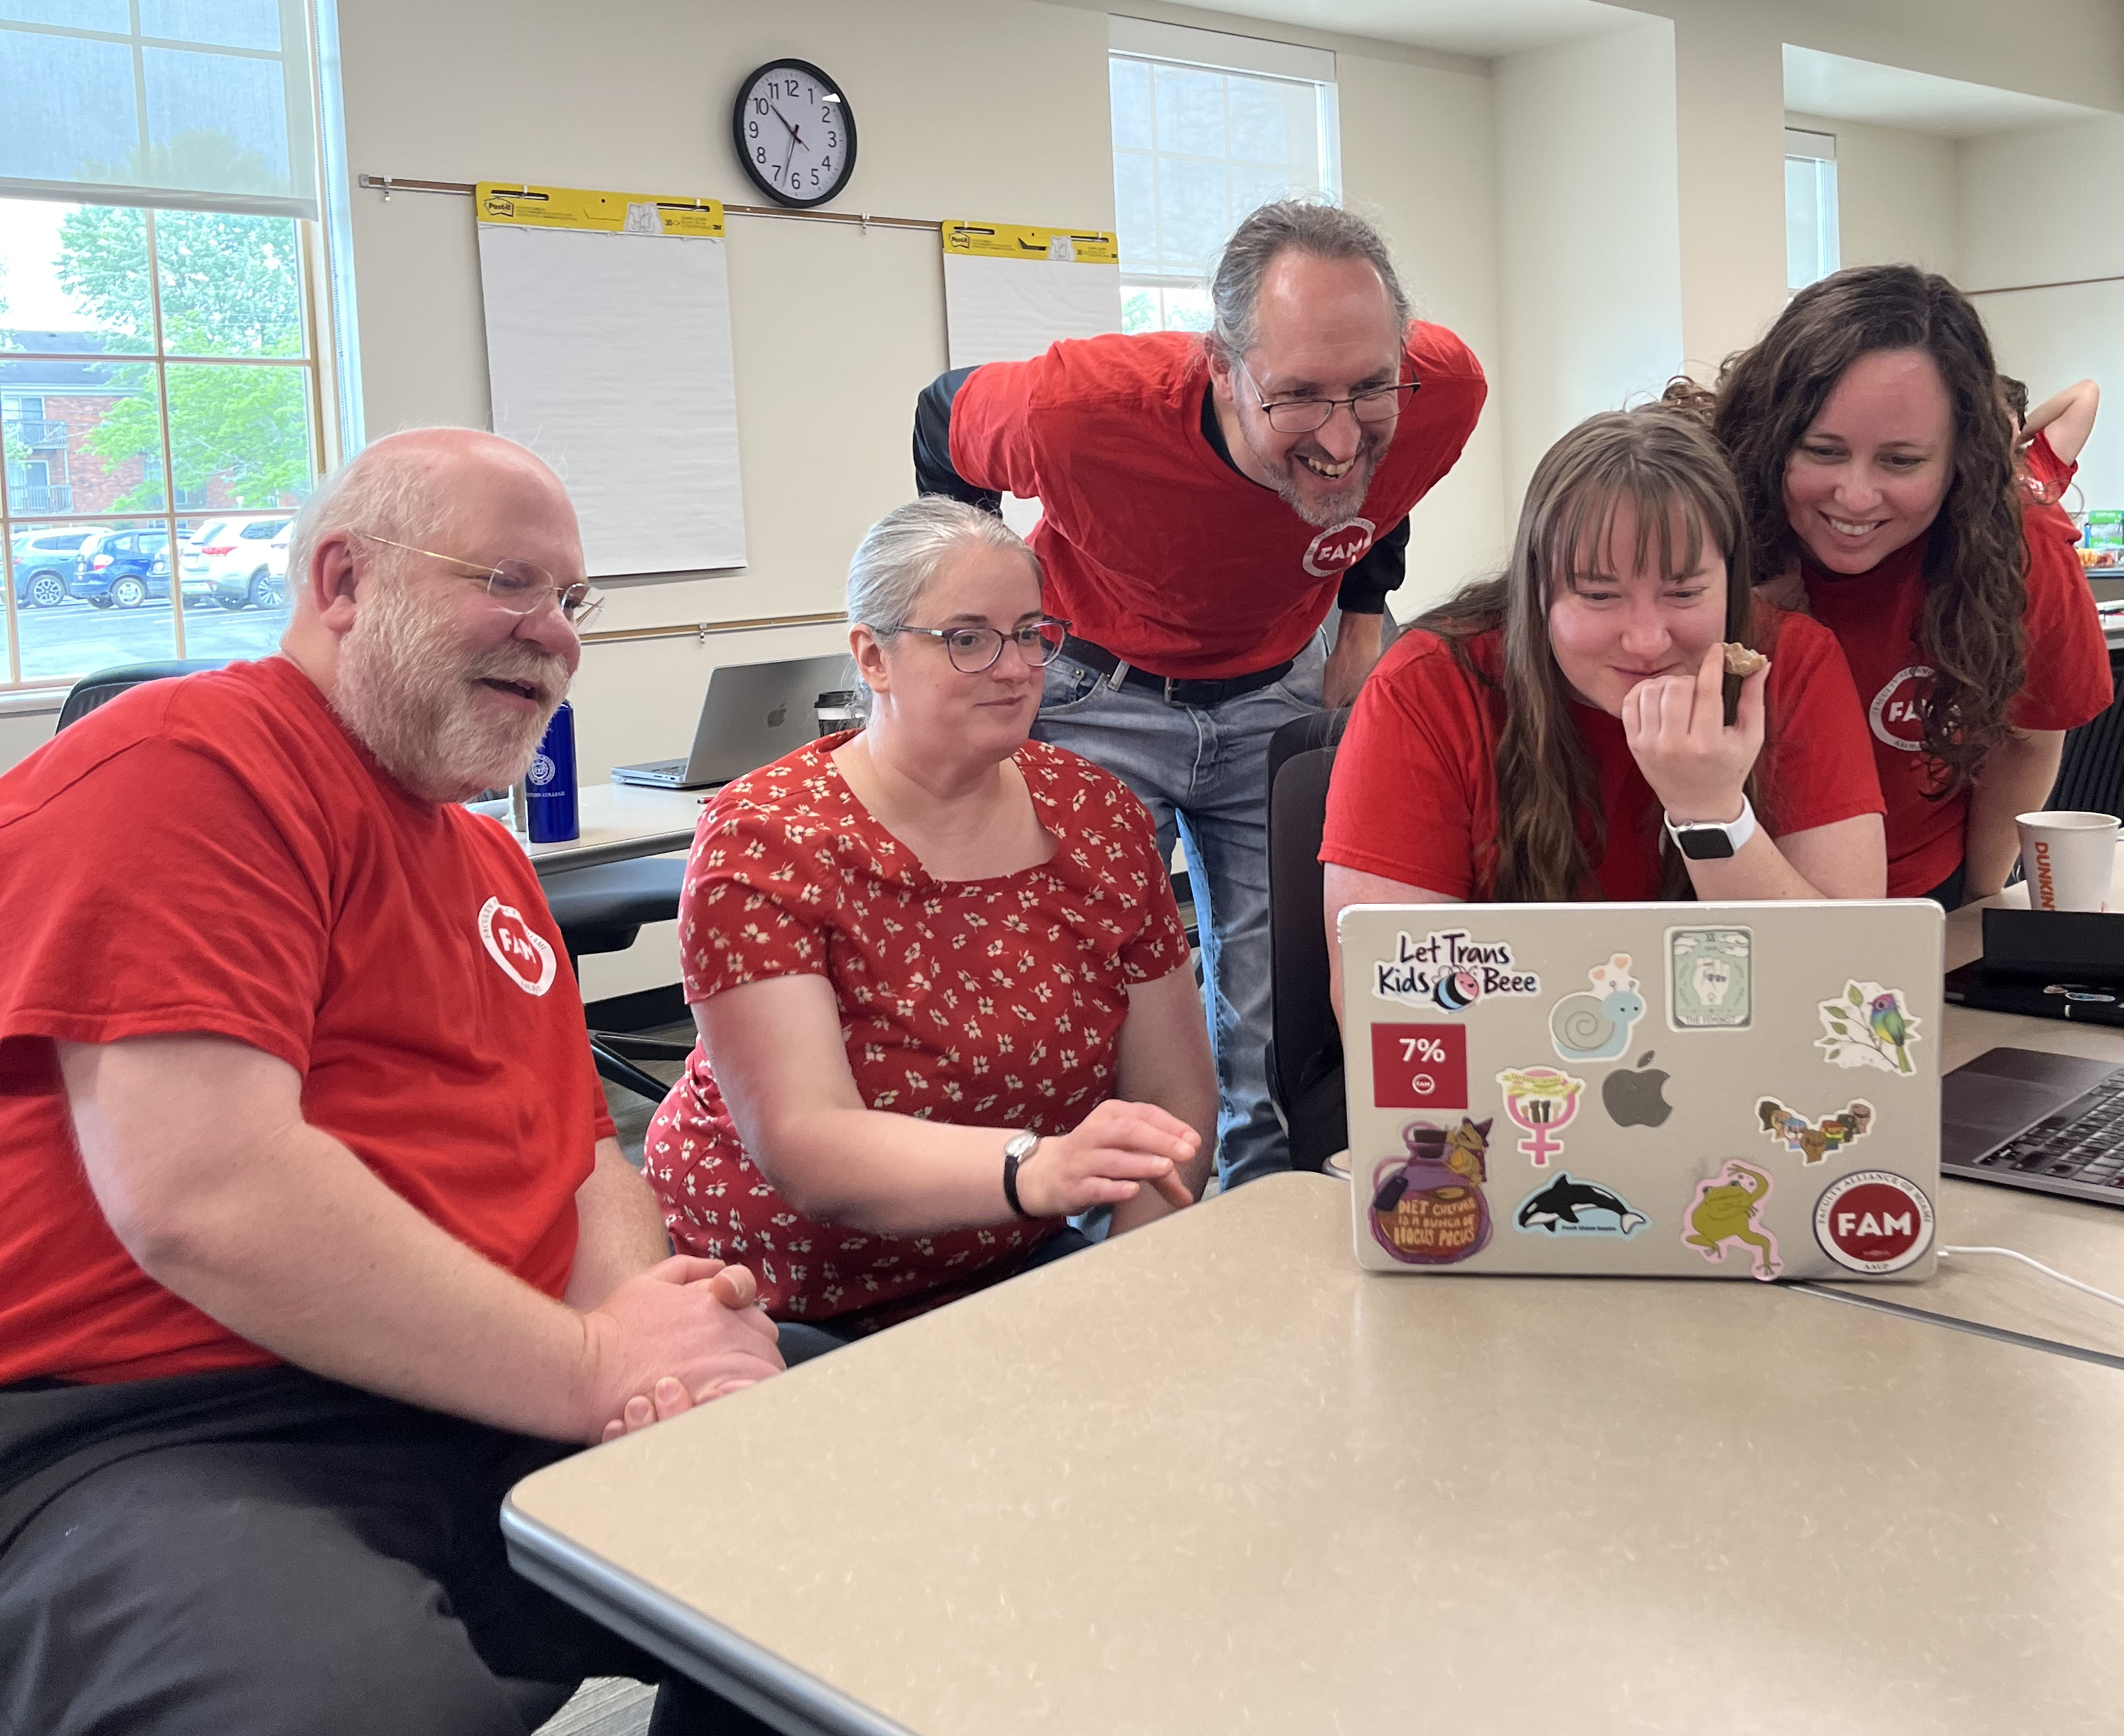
{"left": 10, "top": 527, "right": 93, "bottom": 608}
{"left": 74, "top": 529, "right": 172, "bottom": 608}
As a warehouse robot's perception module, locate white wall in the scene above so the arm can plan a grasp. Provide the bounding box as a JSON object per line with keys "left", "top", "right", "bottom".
{"left": 1493, "top": 20, "right": 1686, "bottom": 503}
{"left": 1785, "top": 111, "right": 1958, "bottom": 277}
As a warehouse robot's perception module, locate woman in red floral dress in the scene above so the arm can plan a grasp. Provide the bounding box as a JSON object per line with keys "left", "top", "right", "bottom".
{"left": 643, "top": 499, "right": 1217, "bottom": 1356}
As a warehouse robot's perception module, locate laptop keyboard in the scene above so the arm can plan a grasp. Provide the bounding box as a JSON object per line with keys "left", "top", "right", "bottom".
{"left": 1962, "top": 1071, "right": 2124, "bottom": 1191}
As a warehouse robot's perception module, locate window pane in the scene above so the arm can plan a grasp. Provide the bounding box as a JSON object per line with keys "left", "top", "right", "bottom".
{"left": 0, "top": 1, "right": 128, "bottom": 27}
{"left": 163, "top": 362, "right": 313, "bottom": 511}
{"left": 1231, "top": 166, "right": 1302, "bottom": 223}
{"left": 140, "top": 0, "right": 281, "bottom": 51}
{"left": 1113, "top": 152, "right": 1155, "bottom": 272}
{"left": 0, "top": 29, "right": 139, "bottom": 183}
{"left": 1120, "top": 287, "right": 1158, "bottom": 335}
{"left": 0, "top": 362, "right": 165, "bottom": 512}
{"left": 142, "top": 45, "right": 296, "bottom": 197}
{"left": 11, "top": 516, "right": 181, "bottom": 680}
{"left": 1161, "top": 284, "right": 1212, "bottom": 334}
{"left": 1785, "top": 156, "right": 1838, "bottom": 291}
{"left": 0, "top": 197, "right": 164, "bottom": 353}
{"left": 1226, "top": 76, "right": 1295, "bottom": 166}
{"left": 1110, "top": 57, "right": 1152, "bottom": 152}
{"left": 1153, "top": 64, "right": 1226, "bottom": 157}
{"left": 175, "top": 508, "right": 291, "bottom": 652}
{"left": 156, "top": 209, "right": 304, "bottom": 357}
{"left": 1154, "top": 155, "right": 1228, "bottom": 275}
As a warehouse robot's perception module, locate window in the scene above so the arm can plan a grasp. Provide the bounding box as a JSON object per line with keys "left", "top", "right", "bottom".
{"left": 1109, "top": 18, "right": 1340, "bottom": 335}
{"left": 1785, "top": 129, "right": 1839, "bottom": 293}
{"left": 0, "top": 1, "right": 329, "bottom": 692}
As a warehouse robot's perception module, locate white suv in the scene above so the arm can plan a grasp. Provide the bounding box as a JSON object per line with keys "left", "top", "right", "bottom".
{"left": 187, "top": 517, "right": 290, "bottom": 607}
{"left": 211, "top": 519, "right": 293, "bottom": 611}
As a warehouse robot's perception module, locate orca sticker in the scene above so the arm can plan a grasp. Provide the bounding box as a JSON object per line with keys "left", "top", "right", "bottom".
{"left": 1373, "top": 929, "right": 1541, "bottom": 1014}
{"left": 1515, "top": 1171, "right": 1647, "bottom": 1237}
{"left": 1814, "top": 1171, "right": 1934, "bottom": 1274}
{"left": 478, "top": 895, "right": 558, "bottom": 997}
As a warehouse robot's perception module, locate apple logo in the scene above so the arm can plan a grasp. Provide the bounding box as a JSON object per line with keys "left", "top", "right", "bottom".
{"left": 1602, "top": 1051, "right": 1672, "bottom": 1128}
{"left": 766, "top": 703, "right": 787, "bottom": 728}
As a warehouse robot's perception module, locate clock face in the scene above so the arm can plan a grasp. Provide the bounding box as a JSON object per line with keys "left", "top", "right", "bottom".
{"left": 732, "top": 59, "right": 856, "bottom": 209}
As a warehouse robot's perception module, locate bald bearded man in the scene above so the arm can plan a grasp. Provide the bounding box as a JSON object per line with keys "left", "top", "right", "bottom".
{"left": 0, "top": 430, "right": 780, "bottom": 1735}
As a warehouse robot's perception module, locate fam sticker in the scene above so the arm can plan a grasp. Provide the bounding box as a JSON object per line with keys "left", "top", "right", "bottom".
{"left": 1814, "top": 1171, "right": 1934, "bottom": 1274}
{"left": 1367, "top": 1116, "right": 1494, "bottom": 1265}
{"left": 1667, "top": 927, "right": 1752, "bottom": 1030}
{"left": 1549, "top": 954, "right": 1646, "bottom": 1062}
{"left": 1373, "top": 929, "right": 1541, "bottom": 1013}
{"left": 478, "top": 895, "right": 558, "bottom": 997}
{"left": 1515, "top": 1171, "right": 1647, "bottom": 1237}
{"left": 1682, "top": 1161, "right": 1782, "bottom": 1282}
{"left": 1816, "top": 981, "right": 1921, "bottom": 1077}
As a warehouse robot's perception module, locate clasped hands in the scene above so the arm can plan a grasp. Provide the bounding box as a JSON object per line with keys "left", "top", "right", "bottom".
{"left": 1621, "top": 640, "right": 1770, "bottom": 828}
{"left": 582, "top": 1254, "right": 783, "bottom": 1445}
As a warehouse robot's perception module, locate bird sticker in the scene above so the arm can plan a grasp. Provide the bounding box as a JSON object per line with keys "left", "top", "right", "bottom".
{"left": 1814, "top": 981, "right": 1921, "bottom": 1077}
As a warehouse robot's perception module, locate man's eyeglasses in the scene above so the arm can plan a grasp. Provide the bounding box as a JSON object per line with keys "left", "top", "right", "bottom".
{"left": 1248, "top": 376, "right": 1421, "bottom": 435}
{"left": 893, "top": 617, "right": 1071, "bottom": 673}
{"left": 354, "top": 532, "right": 606, "bottom": 630}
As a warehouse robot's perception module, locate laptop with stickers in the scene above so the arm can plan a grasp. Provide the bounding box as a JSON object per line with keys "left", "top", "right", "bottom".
{"left": 1337, "top": 901, "right": 1943, "bottom": 1283}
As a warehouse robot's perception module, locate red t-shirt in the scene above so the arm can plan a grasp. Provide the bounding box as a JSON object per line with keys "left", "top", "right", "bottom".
{"left": 948, "top": 324, "right": 1487, "bottom": 679}
{"left": 2021, "top": 430, "right": 2082, "bottom": 550}
{"left": 0, "top": 658, "right": 614, "bottom": 1386}
{"left": 1801, "top": 511, "right": 2112, "bottom": 897}
{"left": 1320, "top": 608, "right": 1884, "bottom": 899}
{"left": 645, "top": 735, "right": 1189, "bottom": 1327}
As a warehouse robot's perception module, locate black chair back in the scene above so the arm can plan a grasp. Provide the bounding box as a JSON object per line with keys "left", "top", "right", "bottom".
{"left": 1264, "top": 707, "right": 1349, "bottom": 1172}
{"left": 58, "top": 660, "right": 227, "bottom": 731}
{"left": 2047, "top": 648, "right": 2124, "bottom": 816}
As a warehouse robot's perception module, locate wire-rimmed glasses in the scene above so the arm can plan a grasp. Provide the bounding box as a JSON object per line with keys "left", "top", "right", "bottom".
{"left": 1247, "top": 376, "right": 1421, "bottom": 435}
{"left": 354, "top": 532, "right": 607, "bottom": 630}
{"left": 893, "top": 617, "right": 1072, "bottom": 673}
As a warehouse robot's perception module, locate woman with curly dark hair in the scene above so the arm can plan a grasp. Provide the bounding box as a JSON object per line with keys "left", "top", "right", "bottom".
{"left": 1705, "top": 265, "right": 2111, "bottom": 906}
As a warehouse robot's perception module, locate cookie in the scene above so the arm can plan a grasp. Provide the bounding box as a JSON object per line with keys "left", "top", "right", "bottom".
{"left": 1722, "top": 642, "right": 1769, "bottom": 677}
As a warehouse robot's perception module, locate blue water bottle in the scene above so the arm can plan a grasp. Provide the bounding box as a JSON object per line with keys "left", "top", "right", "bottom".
{"left": 526, "top": 700, "right": 580, "bottom": 843}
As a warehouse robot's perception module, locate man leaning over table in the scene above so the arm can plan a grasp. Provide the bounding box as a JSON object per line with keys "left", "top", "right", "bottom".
{"left": 0, "top": 428, "right": 782, "bottom": 1735}
{"left": 915, "top": 199, "right": 1487, "bottom": 1191}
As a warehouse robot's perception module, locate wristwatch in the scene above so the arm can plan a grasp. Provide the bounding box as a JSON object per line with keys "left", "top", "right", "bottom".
{"left": 1664, "top": 796, "right": 1758, "bottom": 861}
{"left": 1002, "top": 1130, "right": 1040, "bottom": 1218}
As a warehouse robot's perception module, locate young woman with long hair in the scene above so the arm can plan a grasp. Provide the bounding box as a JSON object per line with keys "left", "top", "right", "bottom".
{"left": 1321, "top": 407, "right": 1886, "bottom": 1014}
{"left": 1705, "top": 265, "right": 2110, "bottom": 905}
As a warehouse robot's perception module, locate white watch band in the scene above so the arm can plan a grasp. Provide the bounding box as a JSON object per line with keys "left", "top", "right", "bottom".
{"left": 1664, "top": 795, "right": 1758, "bottom": 854}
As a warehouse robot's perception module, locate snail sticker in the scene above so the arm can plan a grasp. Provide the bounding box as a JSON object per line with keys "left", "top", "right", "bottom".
{"left": 1549, "top": 954, "right": 1646, "bottom": 1062}
{"left": 1496, "top": 1066, "right": 1585, "bottom": 1167}
{"left": 1755, "top": 1097, "right": 1875, "bottom": 1164}
{"left": 1815, "top": 981, "right": 1921, "bottom": 1077}
{"left": 1368, "top": 1117, "right": 1495, "bottom": 1265}
{"left": 1372, "top": 928, "right": 1541, "bottom": 1015}
{"left": 1682, "top": 1161, "right": 1782, "bottom": 1281}
{"left": 1667, "top": 927, "right": 1752, "bottom": 1031}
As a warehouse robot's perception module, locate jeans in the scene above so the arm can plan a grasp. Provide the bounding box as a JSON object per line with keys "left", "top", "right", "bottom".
{"left": 1033, "top": 631, "right": 1329, "bottom": 1191}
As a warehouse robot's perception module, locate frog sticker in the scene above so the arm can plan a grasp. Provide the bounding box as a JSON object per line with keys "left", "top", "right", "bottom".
{"left": 1682, "top": 1161, "right": 1782, "bottom": 1281}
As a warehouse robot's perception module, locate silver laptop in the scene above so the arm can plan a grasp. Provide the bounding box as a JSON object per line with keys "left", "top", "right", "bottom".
{"left": 1338, "top": 901, "right": 1943, "bottom": 1283}
{"left": 610, "top": 654, "right": 852, "bottom": 789}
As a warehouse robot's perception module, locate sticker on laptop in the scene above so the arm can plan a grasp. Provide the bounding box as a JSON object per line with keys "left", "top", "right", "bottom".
{"left": 1667, "top": 927, "right": 1752, "bottom": 1030}
{"left": 1813, "top": 1171, "right": 1934, "bottom": 1274}
{"left": 1368, "top": 1117, "right": 1495, "bottom": 1265}
{"left": 1368, "top": 1023, "right": 1469, "bottom": 1110}
{"left": 1514, "top": 1171, "right": 1648, "bottom": 1237}
{"left": 1814, "top": 982, "right": 1921, "bottom": 1077}
{"left": 1372, "top": 929, "right": 1540, "bottom": 1015}
{"left": 1549, "top": 954, "right": 1646, "bottom": 1062}
{"left": 1755, "top": 1097, "right": 1875, "bottom": 1164}
{"left": 1682, "top": 1161, "right": 1783, "bottom": 1281}
{"left": 1496, "top": 1066, "right": 1585, "bottom": 1168}
{"left": 1601, "top": 1051, "right": 1673, "bottom": 1129}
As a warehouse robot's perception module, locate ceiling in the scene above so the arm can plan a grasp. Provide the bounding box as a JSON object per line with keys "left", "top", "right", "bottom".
{"left": 1783, "top": 45, "right": 2102, "bottom": 136}
{"left": 1153, "top": 0, "right": 1647, "bottom": 62}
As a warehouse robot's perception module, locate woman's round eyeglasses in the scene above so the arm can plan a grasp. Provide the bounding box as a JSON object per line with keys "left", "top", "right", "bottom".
{"left": 354, "top": 532, "right": 607, "bottom": 630}
{"left": 893, "top": 617, "right": 1072, "bottom": 673}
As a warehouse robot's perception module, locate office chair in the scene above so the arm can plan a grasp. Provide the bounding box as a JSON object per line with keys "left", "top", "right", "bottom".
{"left": 1264, "top": 706, "right": 1351, "bottom": 1173}
{"left": 57, "top": 660, "right": 228, "bottom": 731}
{"left": 540, "top": 857, "right": 693, "bottom": 1103}
{"left": 2045, "top": 647, "right": 2124, "bottom": 817}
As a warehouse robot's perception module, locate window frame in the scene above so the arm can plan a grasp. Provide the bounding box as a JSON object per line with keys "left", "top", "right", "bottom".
{"left": 1784, "top": 127, "right": 1840, "bottom": 294}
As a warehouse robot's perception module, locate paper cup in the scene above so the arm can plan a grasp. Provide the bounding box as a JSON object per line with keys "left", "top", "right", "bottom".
{"left": 2016, "top": 810, "right": 2120, "bottom": 912}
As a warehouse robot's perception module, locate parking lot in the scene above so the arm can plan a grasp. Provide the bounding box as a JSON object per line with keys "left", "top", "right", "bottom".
{"left": 1, "top": 596, "right": 289, "bottom": 683}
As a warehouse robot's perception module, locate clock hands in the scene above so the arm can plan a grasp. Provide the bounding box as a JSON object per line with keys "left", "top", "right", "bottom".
{"left": 771, "top": 104, "right": 806, "bottom": 152}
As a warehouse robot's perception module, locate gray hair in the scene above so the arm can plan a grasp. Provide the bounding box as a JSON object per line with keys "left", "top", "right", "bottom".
{"left": 284, "top": 429, "right": 459, "bottom": 598}
{"left": 848, "top": 497, "right": 1040, "bottom": 636}
{"left": 1209, "top": 200, "right": 1412, "bottom": 367}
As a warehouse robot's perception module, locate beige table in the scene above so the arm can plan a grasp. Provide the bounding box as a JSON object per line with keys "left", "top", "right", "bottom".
{"left": 506, "top": 1173, "right": 2124, "bottom": 1736}
{"left": 515, "top": 782, "right": 704, "bottom": 878}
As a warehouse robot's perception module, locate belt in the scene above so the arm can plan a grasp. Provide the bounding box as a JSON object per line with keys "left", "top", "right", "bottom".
{"left": 1061, "top": 635, "right": 1294, "bottom": 709}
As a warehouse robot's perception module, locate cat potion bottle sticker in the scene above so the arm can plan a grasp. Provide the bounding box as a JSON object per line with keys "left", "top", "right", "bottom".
{"left": 1368, "top": 1117, "right": 1495, "bottom": 1265}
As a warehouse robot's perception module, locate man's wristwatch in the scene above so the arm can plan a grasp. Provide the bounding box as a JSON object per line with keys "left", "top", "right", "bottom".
{"left": 1664, "top": 796, "right": 1758, "bottom": 861}
{"left": 1002, "top": 1130, "right": 1040, "bottom": 1218}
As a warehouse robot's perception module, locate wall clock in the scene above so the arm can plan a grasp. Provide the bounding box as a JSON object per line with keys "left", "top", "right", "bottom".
{"left": 732, "top": 59, "right": 857, "bottom": 209}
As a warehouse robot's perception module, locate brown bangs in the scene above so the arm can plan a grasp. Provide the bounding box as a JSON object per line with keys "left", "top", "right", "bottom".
{"left": 1540, "top": 471, "right": 1716, "bottom": 601}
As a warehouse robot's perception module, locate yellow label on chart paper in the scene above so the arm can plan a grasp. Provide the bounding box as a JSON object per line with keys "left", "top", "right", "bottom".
{"left": 476, "top": 182, "right": 725, "bottom": 239}
{"left": 940, "top": 220, "right": 1118, "bottom": 265}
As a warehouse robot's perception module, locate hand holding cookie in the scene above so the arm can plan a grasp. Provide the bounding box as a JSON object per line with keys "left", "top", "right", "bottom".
{"left": 1620, "top": 640, "right": 1770, "bottom": 827}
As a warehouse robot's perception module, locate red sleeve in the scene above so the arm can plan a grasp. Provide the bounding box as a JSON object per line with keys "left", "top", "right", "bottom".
{"left": 1753, "top": 610, "right": 1887, "bottom": 835}
{"left": 2025, "top": 430, "right": 2076, "bottom": 498}
{"left": 676, "top": 789, "right": 837, "bottom": 1005}
{"left": 2013, "top": 524, "right": 2113, "bottom": 732}
{"left": 0, "top": 739, "right": 324, "bottom": 1072}
{"left": 1319, "top": 635, "right": 1487, "bottom": 897}
{"left": 948, "top": 355, "right": 1047, "bottom": 499}
{"left": 1087, "top": 767, "right": 1191, "bottom": 981}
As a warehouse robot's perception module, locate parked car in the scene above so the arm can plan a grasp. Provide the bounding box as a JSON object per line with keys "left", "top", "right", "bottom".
{"left": 74, "top": 529, "right": 172, "bottom": 608}
{"left": 213, "top": 520, "right": 291, "bottom": 611}
{"left": 10, "top": 527, "right": 93, "bottom": 609}
{"left": 185, "top": 516, "right": 290, "bottom": 606}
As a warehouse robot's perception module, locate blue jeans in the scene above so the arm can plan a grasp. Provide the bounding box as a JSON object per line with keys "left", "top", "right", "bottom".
{"left": 1033, "top": 632, "right": 1328, "bottom": 1192}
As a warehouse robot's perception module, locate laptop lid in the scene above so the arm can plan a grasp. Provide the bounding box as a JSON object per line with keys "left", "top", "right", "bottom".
{"left": 1338, "top": 901, "right": 1943, "bottom": 1283}
{"left": 670, "top": 652, "right": 852, "bottom": 784}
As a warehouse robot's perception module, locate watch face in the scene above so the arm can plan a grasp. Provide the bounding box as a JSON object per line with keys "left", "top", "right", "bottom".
{"left": 1677, "top": 829, "right": 1737, "bottom": 861}
{"left": 733, "top": 60, "right": 855, "bottom": 209}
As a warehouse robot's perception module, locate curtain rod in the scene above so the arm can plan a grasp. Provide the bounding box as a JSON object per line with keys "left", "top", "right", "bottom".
{"left": 579, "top": 611, "right": 848, "bottom": 647}
{"left": 355, "top": 174, "right": 939, "bottom": 231}
{"left": 1965, "top": 272, "right": 2124, "bottom": 297}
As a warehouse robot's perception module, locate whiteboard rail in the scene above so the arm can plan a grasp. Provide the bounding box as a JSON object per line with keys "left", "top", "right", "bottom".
{"left": 357, "top": 174, "right": 938, "bottom": 232}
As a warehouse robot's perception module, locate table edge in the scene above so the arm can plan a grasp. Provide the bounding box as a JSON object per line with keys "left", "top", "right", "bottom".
{"left": 529, "top": 829, "right": 697, "bottom": 879}
{"left": 1792, "top": 1280, "right": 2124, "bottom": 1373}
{"left": 501, "top": 1498, "right": 914, "bottom": 1736}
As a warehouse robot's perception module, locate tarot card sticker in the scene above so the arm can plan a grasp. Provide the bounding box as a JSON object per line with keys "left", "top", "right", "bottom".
{"left": 1815, "top": 981, "right": 1921, "bottom": 1077}
{"left": 1668, "top": 928, "right": 1752, "bottom": 1030}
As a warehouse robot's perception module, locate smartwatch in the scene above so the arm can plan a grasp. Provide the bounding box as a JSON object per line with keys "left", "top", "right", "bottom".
{"left": 1002, "top": 1130, "right": 1040, "bottom": 1218}
{"left": 1664, "top": 796, "right": 1758, "bottom": 861}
